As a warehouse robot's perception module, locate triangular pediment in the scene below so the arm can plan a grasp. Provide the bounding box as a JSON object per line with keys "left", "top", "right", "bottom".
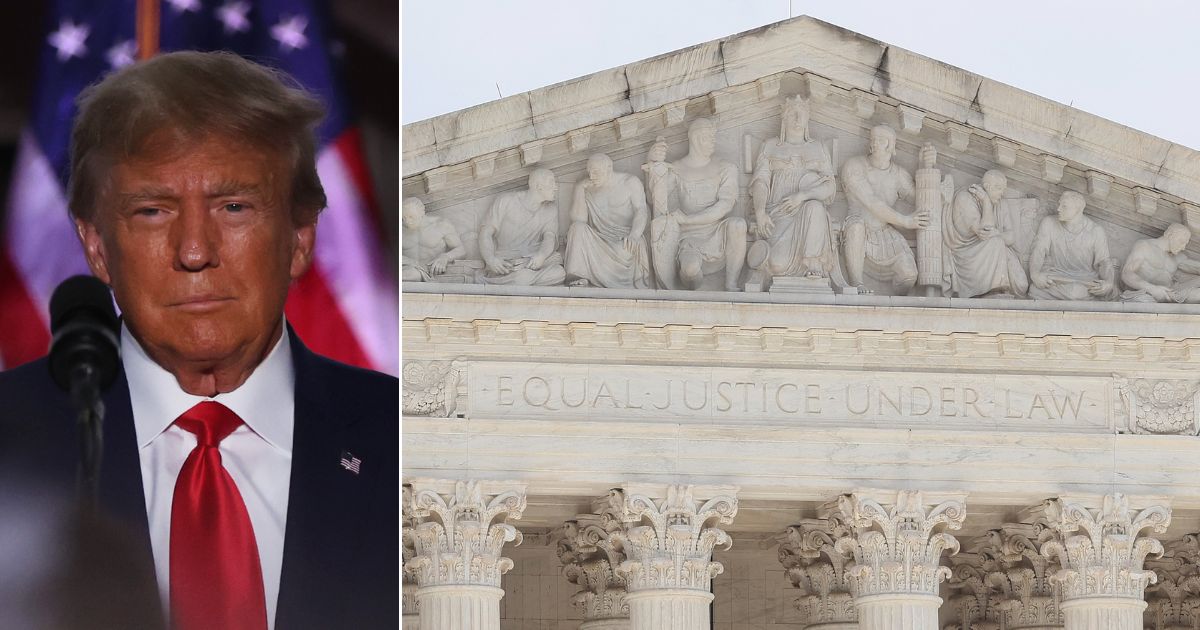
{"left": 402, "top": 15, "right": 1200, "bottom": 297}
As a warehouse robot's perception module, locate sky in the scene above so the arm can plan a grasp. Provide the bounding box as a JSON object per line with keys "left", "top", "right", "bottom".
{"left": 402, "top": 0, "right": 1200, "bottom": 151}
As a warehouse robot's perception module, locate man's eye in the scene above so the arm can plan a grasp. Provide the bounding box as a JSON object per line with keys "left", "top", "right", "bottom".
{"left": 135, "top": 207, "right": 162, "bottom": 217}
{"left": 225, "top": 203, "right": 245, "bottom": 212}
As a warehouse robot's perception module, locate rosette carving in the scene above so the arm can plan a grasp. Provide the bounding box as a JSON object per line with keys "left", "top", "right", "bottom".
{"left": 555, "top": 500, "right": 630, "bottom": 622}
{"left": 608, "top": 485, "right": 739, "bottom": 593}
{"left": 406, "top": 480, "right": 527, "bottom": 588}
{"left": 773, "top": 511, "right": 857, "bottom": 626}
{"left": 1114, "top": 376, "right": 1200, "bottom": 435}
{"left": 402, "top": 359, "right": 464, "bottom": 417}
{"left": 1039, "top": 494, "right": 1171, "bottom": 602}
{"left": 832, "top": 490, "right": 966, "bottom": 598}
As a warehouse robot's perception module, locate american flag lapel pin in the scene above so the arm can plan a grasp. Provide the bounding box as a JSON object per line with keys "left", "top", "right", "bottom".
{"left": 339, "top": 450, "right": 362, "bottom": 475}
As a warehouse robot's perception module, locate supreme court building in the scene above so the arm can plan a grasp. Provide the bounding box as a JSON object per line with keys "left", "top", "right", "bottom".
{"left": 401, "top": 16, "right": 1200, "bottom": 630}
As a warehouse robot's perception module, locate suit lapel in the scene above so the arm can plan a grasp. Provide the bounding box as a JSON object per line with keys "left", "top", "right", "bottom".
{"left": 275, "top": 331, "right": 375, "bottom": 628}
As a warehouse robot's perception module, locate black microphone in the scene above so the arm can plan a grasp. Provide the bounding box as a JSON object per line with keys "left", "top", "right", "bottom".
{"left": 47, "top": 275, "right": 119, "bottom": 509}
{"left": 49, "top": 275, "right": 120, "bottom": 398}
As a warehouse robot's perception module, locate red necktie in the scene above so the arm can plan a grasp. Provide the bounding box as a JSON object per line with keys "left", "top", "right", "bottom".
{"left": 169, "top": 401, "right": 268, "bottom": 630}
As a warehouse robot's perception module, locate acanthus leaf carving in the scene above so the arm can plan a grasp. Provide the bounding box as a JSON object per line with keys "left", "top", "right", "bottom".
{"left": 963, "top": 521, "right": 1065, "bottom": 629}
{"left": 1038, "top": 494, "right": 1172, "bottom": 602}
{"left": 609, "top": 484, "right": 738, "bottom": 593}
{"left": 832, "top": 490, "right": 966, "bottom": 598}
{"left": 555, "top": 498, "right": 630, "bottom": 622}
{"left": 406, "top": 480, "right": 527, "bottom": 588}
{"left": 772, "top": 509, "right": 858, "bottom": 626}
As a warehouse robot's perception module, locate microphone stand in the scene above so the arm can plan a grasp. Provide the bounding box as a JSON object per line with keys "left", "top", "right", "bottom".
{"left": 68, "top": 363, "right": 105, "bottom": 512}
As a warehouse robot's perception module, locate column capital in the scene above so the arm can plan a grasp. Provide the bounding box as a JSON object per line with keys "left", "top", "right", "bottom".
{"left": 774, "top": 513, "right": 857, "bottom": 626}
{"left": 406, "top": 479, "right": 528, "bottom": 588}
{"left": 608, "top": 484, "right": 739, "bottom": 593}
{"left": 402, "top": 486, "right": 420, "bottom": 620}
{"left": 968, "top": 521, "right": 1064, "bottom": 629}
{"left": 833, "top": 489, "right": 967, "bottom": 599}
{"left": 1038, "top": 493, "right": 1171, "bottom": 602}
{"left": 1143, "top": 538, "right": 1200, "bottom": 630}
{"left": 555, "top": 498, "right": 630, "bottom": 623}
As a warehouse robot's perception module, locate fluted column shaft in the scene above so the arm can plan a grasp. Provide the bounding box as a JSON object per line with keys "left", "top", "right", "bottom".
{"left": 855, "top": 593, "right": 942, "bottom": 630}
{"left": 626, "top": 589, "right": 712, "bottom": 630}
{"left": 579, "top": 619, "right": 632, "bottom": 630}
{"left": 407, "top": 480, "right": 527, "bottom": 630}
{"left": 1059, "top": 598, "right": 1144, "bottom": 630}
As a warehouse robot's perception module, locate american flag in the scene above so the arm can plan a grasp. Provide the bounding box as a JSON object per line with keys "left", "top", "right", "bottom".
{"left": 339, "top": 450, "right": 361, "bottom": 474}
{"left": 0, "top": 0, "right": 397, "bottom": 375}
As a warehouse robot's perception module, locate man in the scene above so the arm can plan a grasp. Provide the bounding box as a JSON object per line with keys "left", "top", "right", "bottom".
{"left": 564, "top": 152, "right": 651, "bottom": 289}
{"left": 840, "top": 124, "right": 932, "bottom": 293}
{"left": 476, "top": 168, "right": 567, "bottom": 286}
{"left": 402, "top": 196, "right": 465, "bottom": 282}
{"left": 942, "top": 170, "right": 1029, "bottom": 298}
{"left": 645, "top": 118, "right": 748, "bottom": 291}
{"left": 1120, "top": 223, "right": 1200, "bottom": 303}
{"left": 1028, "top": 190, "right": 1118, "bottom": 301}
{"left": 0, "top": 51, "right": 397, "bottom": 630}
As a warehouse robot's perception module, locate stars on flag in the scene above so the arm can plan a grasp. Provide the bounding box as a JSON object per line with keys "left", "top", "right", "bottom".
{"left": 48, "top": 19, "right": 90, "bottom": 62}
{"left": 166, "top": 0, "right": 202, "bottom": 14}
{"left": 270, "top": 14, "right": 309, "bottom": 52}
{"left": 106, "top": 40, "right": 138, "bottom": 69}
{"left": 216, "top": 1, "right": 252, "bottom": 35}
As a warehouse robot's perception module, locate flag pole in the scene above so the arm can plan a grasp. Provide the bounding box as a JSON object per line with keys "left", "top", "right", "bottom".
{"left": 136, "top": 0, "right": 160, "bottom": 60}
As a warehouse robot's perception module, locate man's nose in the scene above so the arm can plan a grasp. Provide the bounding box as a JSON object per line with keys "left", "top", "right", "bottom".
{"left": 173, "top": 206, "right": 220, "bottom": 271}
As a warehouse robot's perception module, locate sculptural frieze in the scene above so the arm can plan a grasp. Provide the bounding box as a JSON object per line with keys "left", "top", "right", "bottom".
{"left": 476, "top": 167, "right": 567, "bottom": 286}
{"left": 564, "top": 153, "right": 651, "bottom": 289}
{"left": 839, "top": 124, "right": 935, "bottom": 294}
{"left": 1120, "top": 223, "right": 1200, "bottom": 303}
{"left": 1027, "top": 191, "right": 1118, "bottom": 301}
{"left": 402, "top": 197, "right": 465, "bottom": 282}
{"left": 942, "top": 170, "right": 1030, "bottom": 298}
{"left": 746, "top": 96, "right": 837, "bottom": 290}
{"left": 644, "top": 118, "right": 748, "bottom": 291}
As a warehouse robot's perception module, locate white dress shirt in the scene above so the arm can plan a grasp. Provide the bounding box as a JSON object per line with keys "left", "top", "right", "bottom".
{"left": 123, "top": 324, "right": 294, "bottom": 630}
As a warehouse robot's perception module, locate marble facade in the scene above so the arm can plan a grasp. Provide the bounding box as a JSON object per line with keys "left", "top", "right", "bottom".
{"left": 403, "top": 15, "right": 1200, "bottom": 630}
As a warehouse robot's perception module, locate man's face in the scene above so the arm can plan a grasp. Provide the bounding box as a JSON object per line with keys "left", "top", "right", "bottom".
{"left": 402, "top": 201, "right": 425, "bottom": 229}
{"left": 530, "top": 176, "right": 557, "bottom": 203}
{"left": 77, "top": 133, "right": 315, "bottom": 372}
{"left": 689, "top": 126, "right": 716, "bottom": 158}
{"left": 1056, "top": 195, "right": 1084, "bottom": 222}
{"left": 587, "top": 158, "right": 612, "bottom": 186}
{"left": 1168, "top": 228, "right": 1191, "bottom": 254}
{"left": 869, "top": 130, "right": 893, "bottom": 161}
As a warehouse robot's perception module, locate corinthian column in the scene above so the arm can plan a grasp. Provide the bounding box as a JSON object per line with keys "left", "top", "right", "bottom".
{"left": 406, "top": 479, "right": 528, "bottom": 630}
{"left": 1143, "top": 550, "right": 1200, "bottom": 630}
{"left": 608, "top": 484, "right": 739, "bottom": 630}
{"left": 402, "top": 486, "right": 420, "bottom": 630}
{"left": 833, "top": 490, "right": 967, "bottom": 630}
{"left": 1039, "top": 494, "right": 1172, "bottom": 630}
{"left": 773, "top": 512, "right": 857, "bottom": 629}
{"left": 556, "top": 498, "right": 630, "bottom": 630}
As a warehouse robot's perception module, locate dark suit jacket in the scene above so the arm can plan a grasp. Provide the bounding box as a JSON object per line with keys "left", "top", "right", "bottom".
{"left": 0, "top": 329, "right": 399, "bottom": 629}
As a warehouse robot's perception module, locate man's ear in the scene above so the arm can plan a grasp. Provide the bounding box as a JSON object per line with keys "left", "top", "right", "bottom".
{"left": 75, "top": 217, "right": 112, "bottom": 285}
{"left": 290, "top": 219, "right": 317, "bottom": 281}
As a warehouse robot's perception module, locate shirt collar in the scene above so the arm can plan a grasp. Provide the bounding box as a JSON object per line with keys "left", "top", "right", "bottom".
{"left": 123, "top": 323, "right": 295, "bottom": 454}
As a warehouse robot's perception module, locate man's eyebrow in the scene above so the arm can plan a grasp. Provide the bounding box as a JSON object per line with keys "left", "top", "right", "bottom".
{"left": 117, "top": 186, "right": 177, "bottom": 204}
{"left": 207, "top": 180, "right": 263, "bottom": 198}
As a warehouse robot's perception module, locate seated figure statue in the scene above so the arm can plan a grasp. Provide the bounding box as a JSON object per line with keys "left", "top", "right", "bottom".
{"left": 747, "top": 95, "right": 837, "bottom": 281}
{"left": 644, "top": 117, "right": 748, "bottom": 291}
{"left": 476, "top": 168, "right": 567, "bottom": 286}
{"left": 402, "top": 197, "right": 465, "bottom": 282}
{"left": 840, "top": 124, "right": 932, "bottom": 293}
{"left": 1027, "top": 190, "right": 1118, "bottom": 301}
{"left": 942, "top": 170, "right": 1029, "bottom": 297}
{"left": 1121, "top": 223, "right": 1200, "bottom": 303}
{"left": 564, "top": 153, "right": 651, "bottom": 288}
